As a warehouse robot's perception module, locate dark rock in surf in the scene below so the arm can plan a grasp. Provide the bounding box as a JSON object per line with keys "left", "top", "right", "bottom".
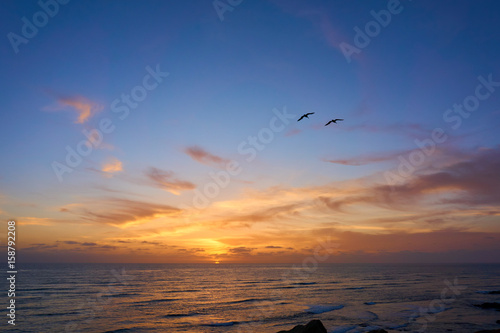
{"left": 277, "top": 320, "right": 327, "bottom": 333}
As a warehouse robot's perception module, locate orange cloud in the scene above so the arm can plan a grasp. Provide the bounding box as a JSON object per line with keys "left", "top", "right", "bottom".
{"left": 324, "top": 149, "right": 413, "bottom": 166}
{"left": 59, "top": 198, "right": 181, "bottom": 226}
{"left": 102, "top": 157, "right": 123, "bottom": 174}
{"left": 285, "top": 128, "right": 301, "bottom": 137}
{"left": 184, "top": 146, "right": 229, "bottom": 168}
{"left": 49, "top": 95, "right": 103, "bottom": 123}
{"left": 145, "top": 167, "right": 196, "bottom": 195}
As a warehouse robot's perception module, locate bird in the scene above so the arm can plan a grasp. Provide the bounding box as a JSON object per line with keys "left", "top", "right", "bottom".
{"left": 325, "top": 119, "right": 344, "bottom": 126}
{"left": 297, "top": 112, "right": 314, "bottom": 121}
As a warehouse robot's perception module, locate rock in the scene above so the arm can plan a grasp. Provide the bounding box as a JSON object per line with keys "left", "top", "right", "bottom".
{"left": 475, "top": 303, "right": 500, "bottom": 311}
{"left": 366, "top": 330, "right": 388, "bottom": 333}
{"left": 497, "top": 319, "right": 500, "bottom": 324}
{"left": 277, "top": 320, "right": 327, "bottom": 333}
{"left": 474, "top": 330, "right": 500, "bottom": 333}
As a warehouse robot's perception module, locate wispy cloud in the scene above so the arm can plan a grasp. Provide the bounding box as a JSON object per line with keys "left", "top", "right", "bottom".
{"left": 339, "top": 122, "right": 429, "bottom": 137}
{"left": 324, "top": 149, "right": 412, "bottom": 166}
{"left": 228, "top": 246, "right": 256, "bottom": 255}
{"left": 270, "top": 1, "right": 348, "bottom": 53}
{"left": 102, "top": 157, "right": 123, "bottom": 174}
{"left": 217, "top": 203, "right": 302, "bottom": 228}
{"left": 184, "top": 146, "right": 229, "bottom": 168}
{"left": 321, "top": 146, "right": 500, "bottom": 211}
{"left": 60, "top": 198, "right": 181, "bottom": 226}
{"left": 285, "top": 128, "right": 301, "bottom": 137}
{"left": 46, "top": 95, "right": 103, "bottom": 124}
{"left": 145, "top": 167, "right": 196, "bottom": 195}
{"left": 17, "top": 217, "right": 55, "bottom": 226}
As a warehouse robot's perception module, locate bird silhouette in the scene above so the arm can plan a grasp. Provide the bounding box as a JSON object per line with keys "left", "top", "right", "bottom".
{"left": 325, "top": 119, "right": 344, "bottom": 126}
{"left": 297, "top": 112, "right": 314, "bottom": 121}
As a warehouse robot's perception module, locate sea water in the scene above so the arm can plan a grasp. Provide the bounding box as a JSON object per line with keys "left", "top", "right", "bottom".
{"left": 3, "top": 263, "right": 500, "bottom": 332}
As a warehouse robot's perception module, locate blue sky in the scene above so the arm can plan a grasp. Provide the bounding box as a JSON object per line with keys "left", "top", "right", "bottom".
{"left": 0, "top": 0, "right": 499, "bottom": 263}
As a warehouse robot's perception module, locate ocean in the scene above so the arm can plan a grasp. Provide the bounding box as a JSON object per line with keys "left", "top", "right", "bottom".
{"left": 3, "top": 263, "right": 500, "bottom": 332}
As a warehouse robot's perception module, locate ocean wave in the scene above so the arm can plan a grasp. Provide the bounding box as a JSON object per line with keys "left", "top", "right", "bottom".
{"left": 476, "top": 290, "right": 500, "bottom": 294}
{"left": 226, "top": 298, "right": 271, "bottom": 304}
{"left": 163, "top": 312, "right": 200, "bottom": 318}
{"left": 108, "top": 293, "right": 137, "bottom": 298}
{"left": 167, "top": 289, "right": 201, "bottom": 293}
{"left": 306, "top": 304, "right": 344, "bottom": 314}
{"left": 343, "top": 287, "right": 365, "bottom": 290}
{"left": 132, "top": 298, "right": 177, "bottom": 305}
{"left": 203, "top": 321, "right": 239, "bottom": 327}
{"left": 388, "top": 322, "right": 410, "bottom": 329}
{"left": 427, "top": 306, "right": 452, "bottom": 314}
{"left": 277, "top": 282, "right": 317, "bottom": 289}
{"left": 331, "top": 325, "right": 356, "bottom": 333}
{"left": 33, "top": 311, "right": 81, "bottom": 316}
{"left": 356, "top": 310, "right": 379, "bottom": 321}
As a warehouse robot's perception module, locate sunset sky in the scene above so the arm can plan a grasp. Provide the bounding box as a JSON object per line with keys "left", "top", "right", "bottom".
{"left": 1, "top": 0, "right": 499, "bottom": 263}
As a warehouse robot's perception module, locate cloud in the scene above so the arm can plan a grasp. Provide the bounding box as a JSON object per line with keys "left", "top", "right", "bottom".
{"left": 60, "top": 198, "right": 181, "bottom": 226}
{"left": 228, "top": 246, "right": 256, "bottom": 255}
{"left": 285, "top": 128, "right": 301, "bottom": 137}
{"left": 62, "top": 241, "right": 79, "bottom": 245}
{"left": 145, "top": 167, "right": 195, "bottom": 194}
{"left": 17, "top": 217, "right": 55, "bottom": 226}
{"left": 184, "top": 146, "right": 229, "bottom": 168}
{"left": 330, "top": 122, "right": 430, "bottom": 137}
{"left": 141, "top": 240, "right": 161, "bottom": 245}
{"left": 321, "top": 146, "right": 500, "bottom": 211}
{"left": 47, "top": 95, "right": 103, "bottom": 124}
{"left": 270, "top": 1, "right": 347, "bottom": 54}
{"left": 265, "top": 245, "right": 283, "bottom": 249}
{"left": 21, "top": 243, "right": 58, "bottom": 251}
{"left": 33, "top": 241, "right": 118, "bottom": 252}
{"left": 176, "top": 247, "right": 205, "bottom": 254}
{"left": 214, "top": 203, "right": 302, "bottom": 228}
{"left": 324, "top": 149, "right": 412, "bottom": 166}
{"left": 190, "top": 146, "right": 500, "bottom": 241}
{"left": 102, "top": 157, "right": 123, "bottom": 174}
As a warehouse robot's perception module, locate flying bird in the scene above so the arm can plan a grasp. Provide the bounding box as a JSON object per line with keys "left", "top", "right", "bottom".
{"left": 325, "top": 119, "right": 344, "bottom": 126}
{"left": 297, "top": 112, "right": 314, "bottom": 121}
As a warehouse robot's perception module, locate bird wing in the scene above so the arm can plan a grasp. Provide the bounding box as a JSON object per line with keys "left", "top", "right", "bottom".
{"left": 325, "top": 120, "right": 332, "bottom": 126}
{"left": 297, "top": 115, "right": 305, "bottom": 121}
{"left": 335, "top": 119, "right": 344, "bottom": 121}
{"left": 307, "top": 112, "right": 314, "bottom": 116}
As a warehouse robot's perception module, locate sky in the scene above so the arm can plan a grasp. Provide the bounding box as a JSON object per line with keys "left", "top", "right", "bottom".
{"left": 0, "top": 0, "right": 499, "bottom": 263}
